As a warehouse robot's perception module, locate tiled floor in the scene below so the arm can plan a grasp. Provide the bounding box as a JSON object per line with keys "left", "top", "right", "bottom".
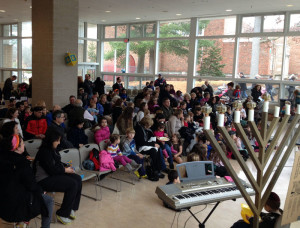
{"left": 1, "top": 149, "right": 300, "bottom": 228}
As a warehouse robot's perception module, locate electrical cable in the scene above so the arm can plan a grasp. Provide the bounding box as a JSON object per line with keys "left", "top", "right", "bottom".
{"left": 170, "top": 211, "right": 177, "bottom": 228}
{"left": 183, "top": 204, "right": 207, "bottom": 228}
{"left": 177, "top": 211, "right": 181, "bottom": 228}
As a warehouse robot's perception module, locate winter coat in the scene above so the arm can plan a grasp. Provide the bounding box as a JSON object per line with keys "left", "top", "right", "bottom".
{"left": 34, "top": 146, "right": 66, "bottom": 183}
{"left": 94, "top": 78, "right": 105, "bottom": 96}
{"left": 166, "top": 115, "right": 183, "bottom": 137}
{"left": 0, "top": 150, "right": 47, "bottom": 222}
{"left": 251, "top": 88, "right": 262, "bottom": 103}
{"left": 94, "top": 126, "right": 110, "bottom": 145}
{"left": 67, "top": 127, "right": 88, "bottom": 148}
{"left": 24, "top": 115, "right": 47, "bottom": 140}
{"left": 134, "top": 124, "right": 155, "bottom": 151}
{"left": 161, "top": 105, "right": 174, "bottom": 121}
{"left": 99, "top": 150, "right": 116, "bottom": 172}
{"left": 47, "top": 121, "right": 74, "bottom": 150}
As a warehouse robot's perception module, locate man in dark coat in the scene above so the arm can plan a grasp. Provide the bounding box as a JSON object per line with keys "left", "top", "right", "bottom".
{"left": 112, "top": 77, "right": 124, "bottom": 91}
{"left": 154, "top": 74, "right": 166, "bottom": 89}
{"left": 62, "top": 95, "right": 76, "bottom": 116}
{"left": 3, "top": 75, "right": 17, "bottom": 100}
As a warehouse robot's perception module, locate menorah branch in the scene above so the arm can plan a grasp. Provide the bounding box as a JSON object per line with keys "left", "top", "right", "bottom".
{"left": 204, "top": 130, "right": 258, "bottom": 215}
{"left": 264, "top": 115, "right": 290, "bottom": 165}
{"left": 218, "top": 127, "right": 260, "bottom": 193}
{"left": 261, "top": 123, "right": 300, "bottom": 211}
{"left": 266, "top": 117, "right": 280, "bottom": 143}
{"left": 234, "top": 123, "right": 262, "bottom": 172}
{"left": 262, "top": 114, "right": 300, "bottom": 189}
{"left": 248, "top": 121, "right": 265, "bottom": 148}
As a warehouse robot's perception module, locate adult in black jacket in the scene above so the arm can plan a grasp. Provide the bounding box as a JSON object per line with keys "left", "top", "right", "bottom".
{"left": 47, "top": 110, "right": 74, "bottom": 151}
{"left": 134, "top": 116, "right": 164, "bottom": 181}
{"left": 3, "top": 75, "right": 17, "bottom": 100}
{"left": 34, "top": 128, "right": 82, "bottom": 225}
{"left": 158, "top": 84, "right": 175, "bottom": 105}
{"left": 251, "top": 85, "right": 262, "bottom": 103}
{"left": 62, "top": 95, "right": 76, "bottom": 116}
{"left": 0, "top": 135, "right": 53, "bottom": 227}
{"left": 94, "top": 77, "right": 105, "bottom": 96}
{"left": 112, "top": 77, "right": 124, "bottom": 91}
{"left": 83, "top": 74, "right": 94, "bottom": 98}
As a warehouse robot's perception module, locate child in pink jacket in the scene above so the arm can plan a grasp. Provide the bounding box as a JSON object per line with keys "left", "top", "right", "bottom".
{"left": 94, "top": 117, "right": 110, "bottom": 145}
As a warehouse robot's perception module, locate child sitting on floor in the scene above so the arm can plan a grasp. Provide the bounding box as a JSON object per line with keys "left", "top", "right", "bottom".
{"left": 107, "top": 134, "right": 141, "bottom": 172}
{"left": 170, "top": 134, "right": 183, "bottom": 164}
{"left": 166, "top": 170, "right": 181, "bottom": 185}
{"left": 121, "top": 128, "right": 147, "bottom": 178}
{"left": 231, "top": 192, "right": 282, "bottom": 228}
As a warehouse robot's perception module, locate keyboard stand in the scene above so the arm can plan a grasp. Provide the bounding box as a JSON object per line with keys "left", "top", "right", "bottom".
{"left": 187, "top": 201, "right": 220, "bottom": 228}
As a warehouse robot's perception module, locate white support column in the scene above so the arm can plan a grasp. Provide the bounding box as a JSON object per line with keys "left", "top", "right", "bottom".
{"left": 187, "top": 17, "right": 197, "bottom": 93}
{"left": 83, "top": 22, "right": 87, "bottom": 63}
{"left": 96, "top": 24, "right": 102, "bottom": 78}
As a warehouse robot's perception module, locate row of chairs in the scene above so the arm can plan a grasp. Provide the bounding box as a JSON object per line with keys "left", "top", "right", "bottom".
{"left": 24, "top": 139, "right": 139, "bottom": 202}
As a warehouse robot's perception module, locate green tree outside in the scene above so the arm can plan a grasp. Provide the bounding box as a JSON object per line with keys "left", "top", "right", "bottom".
{"left": 104, "top": 20, "right": 226, "bottom": 77}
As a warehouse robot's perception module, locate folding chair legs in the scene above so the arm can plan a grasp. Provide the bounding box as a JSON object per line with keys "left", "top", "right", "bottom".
{"left": 110, "top": 169, "right": 140, "bottom": 185}
{"left": 96, "top": 174, "right": 122, "bottom": 193}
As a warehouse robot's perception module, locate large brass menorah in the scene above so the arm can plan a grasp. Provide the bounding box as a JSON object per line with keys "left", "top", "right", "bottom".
{"left": 202, "top": 97, "right": 300, "bottom": 228}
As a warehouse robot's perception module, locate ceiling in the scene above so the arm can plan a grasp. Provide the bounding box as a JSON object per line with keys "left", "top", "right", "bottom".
{"left": 0, "top": 0, "right": 300, "bottom": 24}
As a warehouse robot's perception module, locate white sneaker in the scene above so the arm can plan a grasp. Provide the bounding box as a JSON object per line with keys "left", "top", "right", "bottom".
{"left": 57, "top": 215, "right": 72, "bottom": 225}
{"left": 70, "top": 210, "right": 76, "bottom": 220}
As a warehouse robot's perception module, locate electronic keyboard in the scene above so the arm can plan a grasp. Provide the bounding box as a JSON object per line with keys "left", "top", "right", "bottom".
{"left": 155, "top": 177, "right": 255, "bottom": 210}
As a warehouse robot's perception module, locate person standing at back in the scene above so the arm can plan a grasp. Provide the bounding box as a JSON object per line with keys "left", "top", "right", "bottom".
{"left": 3, "top": 75, "right": 17, "bottom": 102}
{"left": 154, "top": 74, "right": 166, "bottom": 89}
{"left": 83, "top": 74, "right": 94, "bottom": 99}
{"left": 94, "top": 77, "right": 106, "bottom": 96}
{"left": 112, "top": 77, "right": 124, "bottom": 91}
{"left": 239, "top": 72, "right": 248, "bottom": 99}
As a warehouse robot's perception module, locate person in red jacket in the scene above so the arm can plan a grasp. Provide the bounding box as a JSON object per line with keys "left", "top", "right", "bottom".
{"left": 24, "top": 106, "right": 47, "bottom": 140}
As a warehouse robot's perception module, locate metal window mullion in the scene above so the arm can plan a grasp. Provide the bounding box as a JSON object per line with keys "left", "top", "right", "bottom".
{"left": 157, "top": 36, "right": 190, "bottom": 41}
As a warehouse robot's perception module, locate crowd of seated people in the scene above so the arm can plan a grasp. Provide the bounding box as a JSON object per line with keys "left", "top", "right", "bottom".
{"left": 0, "top": 73, "right": 297, "bottom": 227}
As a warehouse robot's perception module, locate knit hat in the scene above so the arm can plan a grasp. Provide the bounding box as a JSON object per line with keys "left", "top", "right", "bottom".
{"left": 11, "top": 134, "right": 20, "bottom": 151}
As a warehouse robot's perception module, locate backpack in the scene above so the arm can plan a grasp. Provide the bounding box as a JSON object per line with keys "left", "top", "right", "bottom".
{"left": 89, "top": 148, "right": 100, "bottom": 170}
{"left": 82, "top": 159, "right": 95, "bottom": 171}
